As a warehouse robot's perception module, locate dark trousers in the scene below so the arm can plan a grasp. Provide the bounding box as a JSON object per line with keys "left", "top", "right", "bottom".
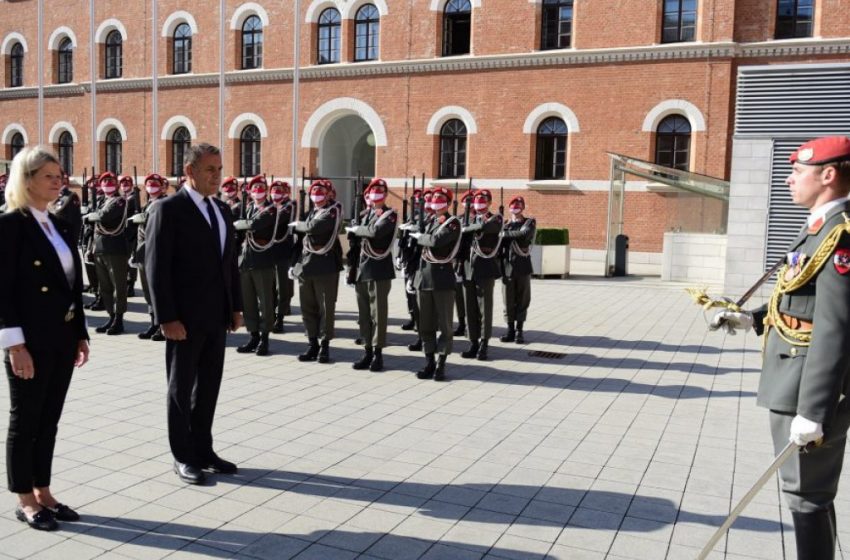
{"left": 275, "top": 263, "right": 293, "bottom": 317}
{"left": 419, "top": 288, "right": 455, "bottom": 356}
{"left": 300, "top": 273, "right": 340, "bottom": 340}
{"left": 464, "top": 277, "right": 495, "bottom": 341}
{"left": 95, "top": 253, "right": 128, "bottom": 315}
{"left": 165, "top": 326, "right": 226, "bottom": 466}
{"left": 85, "top": 262, "right": 99, "bottom": 292}
{"left": 139, "top": 264, "right": 153, "bottom": 313}
{"left": 454, "top": 282, "right": 466, "bottom": 323}
{"left": 5, "top": 325, "right": 76, "bottom": 493}
{"left": 355, "top": 279, "right": 392, "bottom": 348}
{"left": 127, "top": 267, "right": 137, "bottom": 290}
{"left": 502, "top": 274, "right": 532, "bottom": 323}
{"left": 240, "top": 267, "right": 276, "bottom": 333}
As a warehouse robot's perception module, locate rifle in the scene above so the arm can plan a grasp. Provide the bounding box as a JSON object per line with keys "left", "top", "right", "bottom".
{"left": 299, "top": 167, "right": 307, "bottom": 221}
{"left": 81, "top": 169, "right": 89, "bottom": 207}
{"left": 402, "top": 181, "right": 408, "bottom": 223}
{"left": 240, "top": 187, "right": 249, "bottom": 220}
{"left": 498, "top": 186, "right": 504, "bottom": 217}
{"left": 453, "top": 182, "right": 459, "bottom": 216}
{"left": 418, "top": 175, "right": 426, "bottom": 235}
{"left": 463, "top": 179, "right": 473, "bottom": 227}
{"left": 133, "top": 165, "right": 138, "bottom": 189}
{"left": 346, "top": 173, "right": 364, "bottom": 285}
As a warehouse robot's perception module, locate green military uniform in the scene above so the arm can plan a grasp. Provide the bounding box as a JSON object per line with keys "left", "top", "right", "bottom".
{"left": 124, "top": 193, "right": 140, "bottom": 297}
{"left": 461, "top": 211, "right": 503, "bottom": 360}
{"left": 52, "top": 186, "right": 82, "bottom": 246}
{"left": 91, "top": 193, "right": 129, "bottom": 334}
{"left": 273, "top": 199, "right": 297, "bottom": 332}
{"left": 398, "top": 205, "right": 425, "bottom": 350}
{"left": 237, "top": 199, "right": 279, "bottom": 356}
{"left": 81, "top": 190, "right": 102, "bottom": 307}
{"left": 500, "top": 214, "right": 536, "bottom": 343}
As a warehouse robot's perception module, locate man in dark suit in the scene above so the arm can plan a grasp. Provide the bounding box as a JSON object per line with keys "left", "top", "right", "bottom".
{"left": 145, "top": 143, "right": 243, "bottom": 485}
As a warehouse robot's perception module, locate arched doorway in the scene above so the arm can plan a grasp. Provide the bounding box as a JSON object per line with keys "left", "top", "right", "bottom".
{"left": 319, "top": 114, "right": 376, "bottom": 216}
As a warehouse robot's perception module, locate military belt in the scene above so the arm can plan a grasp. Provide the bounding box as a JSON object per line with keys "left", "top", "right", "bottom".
{"left": 765, "top": 313, "right": 813, "bottom": 332}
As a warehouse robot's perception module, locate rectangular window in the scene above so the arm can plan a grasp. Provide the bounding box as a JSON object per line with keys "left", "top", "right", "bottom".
{"left": 776, "top": 0, "right": 814, "bottom": 38}
{"left": 661, "top": 0, "right": 697, "bottom": 43}
{"left": 355, "top": 21, "right": 379, "bottom": 61}
{"left": 541, "top": 1, "right": 573, "bottom": 50}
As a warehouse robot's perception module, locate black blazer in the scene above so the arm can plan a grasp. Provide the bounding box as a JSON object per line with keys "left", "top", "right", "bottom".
{"left": 0, "top": 210, "right": 88, "bottom": 350}
{"left": 144, "top": 188, "right": 242, "bottom": 331}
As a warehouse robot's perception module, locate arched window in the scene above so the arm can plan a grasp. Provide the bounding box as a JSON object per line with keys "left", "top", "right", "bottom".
{"left": 240, "top": 125, "right": 261, "bottom": 177}
{"left": 317, "top": 8, "right": 341, "bottom": 64}
{"left": 439, "top": 119, "right": 467, "bottom": 179}
{"left": 9, "top": 42, "right": 24, "bottom": 87}
{"left": 10, "top": 132, "right": 25, "bottom": 160}
{"left": 535, "top": 117, "right": 568, "bottom": 180}
{"left": 172, "top": 23, "right": 192, "bottom": 74}
{"left": 105, "top": 128, "right": 123, "bottom": 174}
{"left": 241, "top": 15, "right": 263, "bottom": 69}
{"left": 443, "top": 0, "right": 471, "bottom": 57}
{"left": 776, "top": 0, "right": 814, "bottom": 39}
{"left": 58, "top": 131, "right": 74, "bottom": 175}
{"left": 105, "top": 30, "right": 123, "bottom": 79}
{"left": 655, "top": 115, "right": 691, "bottom": 171}
{"left": 354, "top": 4, "right": 380, "bottom": 62}
{"left": 57, "top": 38, "right": 73, "bottom": 83}
{"left": 541, "top": 0, "right": 573, "bottom": 50}
{"left": 171, "top": 126, "right": 191, "bottom": 177}
{"left": 662, "top": 0, "right": 697, "bottom": 43}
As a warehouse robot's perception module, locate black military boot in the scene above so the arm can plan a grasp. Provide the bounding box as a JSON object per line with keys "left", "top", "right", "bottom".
{"left": 792, "top": 510, "right": 835, "bottom": 560}
{"left": 408, "top": 338, "right": 423, "bottom": 352}
{"left": 369, "top": 348, "right": 384, "bottom": 372}
{"left": 416, "top": 353, "right": 436, "bottom": 379}
{"left": 106, "top": 314, "right": 124, "bottom": 335}
{"left": 127, "top": 285, "right": 136, "bottom": 298}
{"left": 401, "top": 318, "right": 416, "bottom": 331}
{"left": 453, "top": 321, "right": 466, "bottom": 337}
{"left": 272, "top": 315, "right": 285, "bottom": 334}
{"left": 95, "top": 314, "right": 115, "bottom": 334}
{"left": 138, "top": 315, "right": 158, "bottom": 339}
{"left": 87, "top": 296, "right": 104, "bottom": 311}
{"left": 318, "top": 339, "right": 331, "bottom": 363}
{"left": 500, "top": 322, "right": 516, "bottom": 343}
{"left": 151, "top": 327, "right": 166, "bottom": 341}
{"left": 477, "top": 339, "right": 489, "bottom": 361}
{"left": 515, "top": 321, "right": 525, "bottom": 344}
{"left": 237, "top": 332, "right": 261, "bottom": 353}
{"left": 434, "top": 354, "right": 447, "bottom": 381}
{"left": 255, "top": 333, "right": 270, "bottom": 356}
{"left": 461, "top": 340, "right": 480, "bottom": 359}
{"left": 353, "top": 346, "right": 373, "bottom": 370}
{"left": 298, "top": 338, "right": 320, "bottom": 361}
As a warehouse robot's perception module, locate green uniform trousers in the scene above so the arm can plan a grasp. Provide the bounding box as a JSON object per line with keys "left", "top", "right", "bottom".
{"left": 95, "top": 253, "right": 128, "bottom": 315}
{"left": 502, "top": 274, "right": 531, "bottom": 323}
{"left": 300, "top": 273, "right": 340, "bottom": 340}
{"left": 454, "top": 281, "right": 466, "bottom": 322}
{"left": 464, "top": 277, "right": 495, "bottom": 342}
{"left": 241, "top": 267, "right": 276, "bottom": 333}
{"left": 355, "top": 279, "right": 392, "bottom": 349}
{"left": 138, "top": 264, "right": 153, "bottom": 313}
{"left": 275, "top": 263, "right": 294, "bottom": 317}
{"left": 419, "top": 288, "right": 455, "bottom": 357}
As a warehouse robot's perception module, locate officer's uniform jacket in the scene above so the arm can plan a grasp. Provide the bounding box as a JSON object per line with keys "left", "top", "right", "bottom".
{"left": 501, "top": 216, "right": 536, "bottom": 278}
{"left": 462, "top": 212, "right": 503, "bottom": 281}
{"left": 273, "top": 200, "right": 297, "bottom": 264}
{"left": 754, "top": 200, "right": 850, "bottom": 426}
{"left": 354, "top": 206, "right": 397, "bottom": 283}
{"left": 298, "top": 201, "right": 343, "bottom": 277}
{"left": 239, "top": 200, "right": 278, "bottom": 271}
{"left": 415, "top": 213, "right": 461, "bottom": 291}
{"left": 52, "top": 188, "right": 82, "bottom": 244}
{"left": 93, "top": 194, "right": 129, "bottom": 255}
{"left": 134, "top": 195, "right": 166, "bottom": 265}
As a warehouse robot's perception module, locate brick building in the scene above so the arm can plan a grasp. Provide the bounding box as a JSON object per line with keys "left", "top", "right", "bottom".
{"left": 1, "top": 0, "right": 849, "bottom": 271}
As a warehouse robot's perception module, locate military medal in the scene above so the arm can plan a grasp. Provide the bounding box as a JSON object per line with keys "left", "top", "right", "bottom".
{"left": 834, "top": 249, "right": 850, "bottom": 275}
{"left": 784, "top": 252, "right": 807, "bottom": 281}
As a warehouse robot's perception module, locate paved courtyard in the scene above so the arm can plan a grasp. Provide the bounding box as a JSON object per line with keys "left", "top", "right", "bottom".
{"left": 0, "top": 275, "right": 845, "bottom": 559}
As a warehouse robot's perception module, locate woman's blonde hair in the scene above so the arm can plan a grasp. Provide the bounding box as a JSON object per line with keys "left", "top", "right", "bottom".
{"left": 4, "top": 145, "right": 61, "bottom": 212}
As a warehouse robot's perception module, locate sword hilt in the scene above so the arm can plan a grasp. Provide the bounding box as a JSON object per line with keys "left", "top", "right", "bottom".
{"left": 685, "top": 287, "right": 742, "bottom": 313}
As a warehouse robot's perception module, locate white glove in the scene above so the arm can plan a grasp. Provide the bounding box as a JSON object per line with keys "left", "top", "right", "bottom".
{"left": 409, "top": 232, "right": 423, "bottom": 241}
{"left": 789, "top": 415, "right": 823, "bottom": 446}
{"left": 405, "top": 278, "right": 416, "bottom": 294}
{"left": 289, "top": 221, "right": 307, "bottom": 232}
{"left": 287, "top": 267, "right": 296, "bottom": 280}
{"left": 344, "top": 226, "right": 356, "bottom": 234}
{"left": 394, "top": 256, "right": 403, "bottom": 271}
{"left": 455, "top": 273, "right": 463, "bottom": 284}
{"left": 130, "top": 213, "right": 146, "bottom": 225}
{"left": 709, "top": 309, "right": 753, "bottom": 334}
{"left": 84, "top": 213, "right": 100, "bottom": 223}
{"left": 399, "top": 223, "right": 415, "bottom": 232}
{"left": 234, "top": 219, "right": 251, "bottom": 231}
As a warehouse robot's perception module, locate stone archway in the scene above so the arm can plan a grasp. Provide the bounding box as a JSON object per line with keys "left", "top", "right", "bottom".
{"left": 318, "top": 114, "right": 376, "bottom": 216}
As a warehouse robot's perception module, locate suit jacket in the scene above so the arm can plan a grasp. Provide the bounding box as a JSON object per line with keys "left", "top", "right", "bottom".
{"left": 145, "top": 188, "right": 242, "bottom": 331}
{"left": 0, "top": 210, "right": 88, "bottom": 350}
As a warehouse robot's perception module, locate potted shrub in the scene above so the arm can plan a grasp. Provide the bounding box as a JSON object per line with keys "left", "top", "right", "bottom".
{"left": 530, "top": 228, "right": 570, "bottom": 278}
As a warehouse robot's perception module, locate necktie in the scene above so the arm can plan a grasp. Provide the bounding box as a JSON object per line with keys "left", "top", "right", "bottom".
{"left": 204, "top": 197, "right": 222, "bottom": 256}
{"left": 40, "top": 221, "right": 52, "bottom": 237}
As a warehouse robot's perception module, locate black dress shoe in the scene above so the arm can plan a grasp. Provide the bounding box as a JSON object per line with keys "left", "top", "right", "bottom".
{"left": 203, "top": 455, "right": 238, "bottom": 474}
{"left": 95, "top": 315, "right": 115, "bottom": 334}
{"left": 41, "top": 503, "right": 79, "bottom": 522}
{"left": 407, "top": 338, "right": 423, "bottom": 352}
{"left": 401, "top": 319, "right": 416, "bottom": 331}
{"left": 174, "top": 461, "right": 206, "bottom": 484}
{"left": 15, "top": 507, "right": 58, "bottom": 531}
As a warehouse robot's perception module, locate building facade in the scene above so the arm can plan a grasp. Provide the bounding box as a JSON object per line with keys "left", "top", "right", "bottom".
{"left": 1, "top": 0, "right": 849, "bottom": 269}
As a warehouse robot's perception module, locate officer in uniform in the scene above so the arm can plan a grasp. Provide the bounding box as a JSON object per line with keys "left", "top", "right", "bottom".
{"left": 711, "top": 136, "right": 850, "bottom": 560}
{"left": 132, "top": 174, "right": 167, "bottom": 340}
{"left": 453, "top": 191, "right": 474, "bottom": 337}
{"left": 85, "top": 172, "right": 130, "bottom": 334}
{"left": 500, "top": 196, "right": 536, "bottom": 344}
{"left": 409, "top": 187, "right": 461, "bottom": 381}
{"left": 398, "top": 188, "right": 422, "bottom": 333}
{"left": 270, "top": 180, "right": 296, "bottom": 333}
{"left": 346, "top": 178, "right": 397, "bottom": 372}
{"left": 234, "top": 176, "right": 279, "bottom": 357}
{"left": 52, "top": 176, "right": 82, "bottom": 245}
{"left": 290, "top": 180, "right": 343, "bottom": 363}
{"left": 119, "top": 175, "right": 140, "bottom": 298}
{"left": 460, "top": 189, "right": 503, "bottom": 361}
{"left": 80, "top": 178, "right": 101, "bottom": 306}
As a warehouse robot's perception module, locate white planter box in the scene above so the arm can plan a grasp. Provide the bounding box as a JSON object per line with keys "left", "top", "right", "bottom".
{"left": 531, "top": 245, "right": 571, "bottom": 278}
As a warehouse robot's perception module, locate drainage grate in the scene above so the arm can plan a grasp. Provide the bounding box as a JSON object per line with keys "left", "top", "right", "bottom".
{"left": 528, "top": 350, "right": 567, "bottom": 359}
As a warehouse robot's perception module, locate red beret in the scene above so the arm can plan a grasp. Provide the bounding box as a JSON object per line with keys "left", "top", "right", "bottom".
{"left": 99, "top": 171, "right": 117, "bottom": 184}
{"left": 412, "top": 188, "right": 423, "bottom": 197}
{"left": 270, "top": 180, "right": 291, "bottom": 191}
{"left": 367, "top": 178, "right": 388, "bottom": 191}
{"left": 118, "top": 175, "right": 134, "bottom": 185}
{"left": 248, "top": 175, "right": 267, "bottom": 189}
{"left": 221, "top": 177, "right": 238, "bottom": 189}
{"left": 790, "top": 136, "right": 850, "bottom": 165}
{"left": 509, "top": 196, "right": 525, "bottom": 207}
{"left": 144, "top": 173, "right": 164, "bottom": 185}
{"left": 310, "top": 180, "right": 329, "bottom": 194}
{"left": 432, "top": 186, "right": 452, "bottom": 202}
{"left": 474, "top": 189, "right": 492, "bottom": 202}
{"left": 461, "top": 190, "right": 474, "bottom": 203}
{"left": 423, "top": 189, "right": 434, "bottom": 199}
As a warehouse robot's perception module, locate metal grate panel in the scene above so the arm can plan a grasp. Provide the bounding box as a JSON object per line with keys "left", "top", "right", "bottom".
{"left": 527, "top": 351, "right": 566, "bottom": 359}
{"left": 765, "top": 140, "right": 809, "bottom": 271}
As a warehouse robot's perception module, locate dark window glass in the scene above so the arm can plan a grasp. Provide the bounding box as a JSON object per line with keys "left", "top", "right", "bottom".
{"left": 443, "top": 0, "right": 471, "bottom": 56}
{"left": 354, "top": 4, "right": 380, "bottom": 62}
{"left": 105, "top": 30, "right": 123, "bottom": 79}
{"left": 240, "top": 125, "right": 261, "bottom": 177}
{"left": 105, "top": 128, "right": 122, "bottom": 174}
{"left": 776, "top": 0, "right": 814, "bottom": 38}
{"left": 10, "top": 132, "right": 25, "bottom": 160}
{"left": 318, "top": 8, "right": 341, "bottom": 64}
{"left": 9, "top": 42, "right": 24, "bottom": 87}
{"left": 171, "top": 126, "right": 191, "bottom": 177}
{"left": 535, "top": 117, "right": 568, "bottom": 180}
{"left": 439, "top": 119, "right": 467, "bottom": 179}
{"left": 58, "top": 38, "right": 73, "bottom": 84}
{"left": 661, "top": 0, "right": 697, "bottom": 43}
{"left": 655, "top": 115, "right": 691, "bottom": 171}
{"left": 58, "top": 131, "right": 74, "bottom": 175}
{"left": 541, "top": 0, "right": 573, "bottom": 50}
{"left": 242, "top": 15, "right": 263, "bottom": 69}
{"left": 173, "top": 23, "right": 192, "bottom": 74}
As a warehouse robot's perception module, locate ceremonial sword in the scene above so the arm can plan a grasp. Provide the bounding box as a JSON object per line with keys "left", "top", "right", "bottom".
{"left": 687, "top": 257, "right": 784, "bottom": 313}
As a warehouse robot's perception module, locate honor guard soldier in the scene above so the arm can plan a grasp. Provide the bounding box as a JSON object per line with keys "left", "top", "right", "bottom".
{"left": 460, "top": 189, "right": 503, "bottom": 361}
{"left": 0, "top": 173, "right": 7, "bottom": 211}
{"left": 500, "top": 196, "right": 535, "bottom": 344}
{"left": 290, "top": 180, "right": 344, "bottom": 363}
{"left": 119, "top": 175, "right": 140, "bottom": 298}
{"left": 85, "top": 172, "right": 130, "bottom": 335}
{"left": 234, "top": 176, "right": 279, "bottom": 356}
{"left": 270, "top": 180, "right": 296, "bottom": 333}
{"left": 397, "top": 188, "right": 423, "bottom": 335}
{"left": 710, "top": 136, "right": 850, "bottom": 560}
{"left": 221, "top": 177, "right": 241, "bottom": 218}
{"left": 409, "top": 187, "right": 461, "bottom": 381}
{"left": 346, "top": 178, "right": 397, "bottom": 372}
{"left": 81, "top": 177, "right": 101, "bottom": 308}
{"left": 454, "top": 190, "right": 475, "bottom": 337}
{"left": 132, "top": 174, "right": 168, "bottom": 340}
{"left": 52, "top": 176, "right": 82, "bottom": 245}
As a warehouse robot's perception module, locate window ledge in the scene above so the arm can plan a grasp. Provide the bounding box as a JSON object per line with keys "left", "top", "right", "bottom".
{"left": 527, "top": 180, "right": 574, "bottom": 191}
{"left": 430, "top": 178, "right": 472, "bottom": 188}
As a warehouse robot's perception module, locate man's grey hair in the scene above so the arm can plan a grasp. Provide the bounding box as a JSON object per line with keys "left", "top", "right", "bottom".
{"left": 184, "top": 143, "right": 221, "bottom": 168}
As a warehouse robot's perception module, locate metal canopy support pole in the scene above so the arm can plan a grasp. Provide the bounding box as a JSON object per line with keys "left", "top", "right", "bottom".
{"left": 291, "top": 0, "right": 302, "bottom": 188}
{"left": 89, "top": 0, "right": 97, "bottom": 171}
{"left": 604, "top": 157, "right": 626, "bottom": 277}
{"left": 219, "top": 0, "right": 226, "bottom": 163}
{"left": 37, "top": 0, "right": 44, "bottom": 143}
{"left": 151, "top": 0, "right": 159, "bottom": 171}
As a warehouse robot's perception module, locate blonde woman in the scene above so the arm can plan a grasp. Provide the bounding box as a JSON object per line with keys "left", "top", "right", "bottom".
{"left": 0, "top": 146, "right": 89, "bottom": 530}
